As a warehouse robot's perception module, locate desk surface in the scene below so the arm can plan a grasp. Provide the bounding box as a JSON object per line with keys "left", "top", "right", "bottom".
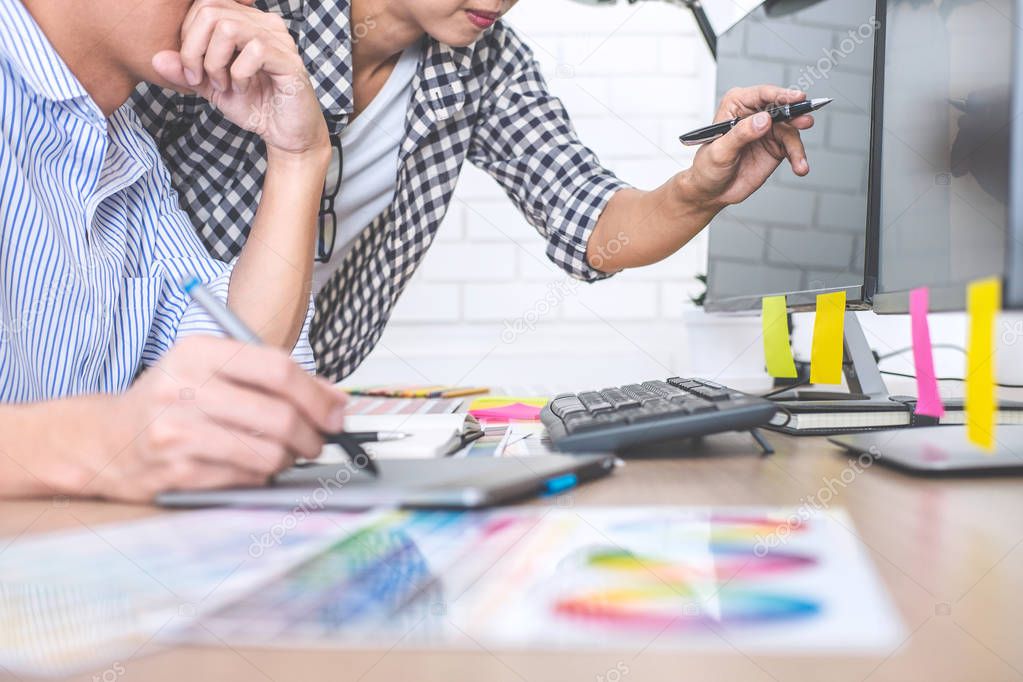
{"left": 3, "top": 430, "right": 1023, "bottom": 682}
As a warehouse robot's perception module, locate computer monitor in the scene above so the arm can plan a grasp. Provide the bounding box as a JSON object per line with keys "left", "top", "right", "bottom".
{"left": 704, "top": 0, "right": 881, "bottom": 313}
{"left": 871, "top": 0, "right": 1023, "bottom": 313}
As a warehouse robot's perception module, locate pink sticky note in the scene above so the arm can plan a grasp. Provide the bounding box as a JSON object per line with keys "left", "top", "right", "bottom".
{"left": 469, "top": 403, "right": 544, "bottom": 422}
{"left": 909, "top": 287, "right": 945, "bottom": 419}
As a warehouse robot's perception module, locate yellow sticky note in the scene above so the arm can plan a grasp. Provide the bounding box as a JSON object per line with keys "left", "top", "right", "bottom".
{"left": 810, "top": 291, "right": 846, "bottom": 385}
{"left": 966, "top": 277, "right": 1000, "bottom": 450}
{"left": 762, "top": 296, "right": 797, "bottom": 378}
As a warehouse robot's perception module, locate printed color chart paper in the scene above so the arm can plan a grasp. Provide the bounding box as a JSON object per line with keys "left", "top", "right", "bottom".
{"left": 0, "top": 510, "right": 379, "bottom": 677}
{"left": 181, "top": 507, "right": 902, "bottom": 654}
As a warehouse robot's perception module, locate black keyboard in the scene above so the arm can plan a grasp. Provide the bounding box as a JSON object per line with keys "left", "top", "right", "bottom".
{"left": 540, "top": 378, "right": 779, "bottom": 453}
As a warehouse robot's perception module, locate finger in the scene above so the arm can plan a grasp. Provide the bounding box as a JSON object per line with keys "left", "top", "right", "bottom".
{"left": 179, "top": 4, "right": 223, "bottom": 87}
{"left": 193, "top": 379, "right": 325, "bottom": 460}
{"left": 180, "top": 3, "right": 265, "bottom": 87}
{"left": 789, "top": 114, "right": 815, "bottom": 130}
{"left": 162, "top": 459, "right": 270, "bottom": 493}
{"left": 181, "top": 418, "right": 294, "bottom": 475}
{"left": 718, "top": 85, "right": 805, "bottom": 120}
{"left": 708, "top": 111, "right": 773, "bottom": 166}
{"left": 152, "top": 50, "right": 191, "bottom": 91}
{"left": 195, "top": 339, "right": 348, "bottom": 433}
{"left": 152, "top": 50, "right": 216, "bottom": 100}
{"left": 204, "top": 19, "right": 249, "bottom": 92}
{"left": 228, "top": 37, "right": 267, "bottom": 94}
{"left": 228, "top": 35, "right": 305, "bottom": 83}
{"left": 772, "top": 123, "right": 810, "bottom": 176}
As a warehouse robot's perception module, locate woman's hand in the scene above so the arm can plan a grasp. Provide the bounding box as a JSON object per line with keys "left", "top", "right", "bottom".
{"left": 151, "top": 0, "right": 328, "bottom": 160}
{"left": 681, "top": 85, "right": 815, "bottom": 210}
{"left": 81, "top": 337, "right": 347, "bottom": 502}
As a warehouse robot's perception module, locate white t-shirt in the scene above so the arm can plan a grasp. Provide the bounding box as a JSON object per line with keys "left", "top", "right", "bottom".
{"left": 312, "top": 43, "right": 422, "bottom": 294}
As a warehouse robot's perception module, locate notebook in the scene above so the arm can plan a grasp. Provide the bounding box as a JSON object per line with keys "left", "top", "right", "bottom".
{"left": 317, "top": 414, "right": 483, "bottom": 460}
{"left": 768, "top": 398, "right": 1023, "bottom": 435}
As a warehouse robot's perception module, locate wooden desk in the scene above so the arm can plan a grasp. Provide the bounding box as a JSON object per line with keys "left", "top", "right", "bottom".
{"left": 3, "top": 431, "right": 1022, "bottom": 682}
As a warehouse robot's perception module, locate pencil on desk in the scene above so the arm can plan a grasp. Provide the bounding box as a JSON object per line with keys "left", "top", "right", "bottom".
{"left": 435, "top": 387, "right": 490, "bottom": 398}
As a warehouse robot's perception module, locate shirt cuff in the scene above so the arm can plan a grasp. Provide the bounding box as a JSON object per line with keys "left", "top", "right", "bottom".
{"left": 547, "top": 174, "right": 632, "bottom": 283}
{"left": 176, "top": 263, "right": 317, "bottom": 374}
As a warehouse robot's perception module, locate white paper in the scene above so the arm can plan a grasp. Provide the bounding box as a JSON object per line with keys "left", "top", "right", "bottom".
{"left": 317, "top": 414, "right": 477, "bottom": 460}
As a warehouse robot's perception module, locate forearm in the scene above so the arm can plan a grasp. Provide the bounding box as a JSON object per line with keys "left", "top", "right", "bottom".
{"left": 0, "top": 397, "right": 115, "bottom": 499}
{"left": 229, "top": 145, "right": 330, "bottom": 349}
{"left": 586, "top": 170, "right": 725, "bottom": 273}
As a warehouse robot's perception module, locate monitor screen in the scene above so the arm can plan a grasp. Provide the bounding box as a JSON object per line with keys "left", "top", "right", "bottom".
{"left": 704, "top": 0, "right": 879, "bottom": 311}
{"left": 873, "top": 0, "right": 1015, "bottom": 313}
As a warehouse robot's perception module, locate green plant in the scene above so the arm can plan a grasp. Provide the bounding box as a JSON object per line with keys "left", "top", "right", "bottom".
{"left": 690, "top": 273, "right": 708, "bottom": 308}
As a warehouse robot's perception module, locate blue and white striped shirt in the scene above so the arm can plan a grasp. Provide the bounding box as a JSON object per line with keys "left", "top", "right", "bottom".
{"left": 0, "top": 0, "right": 314, "bottom": 402}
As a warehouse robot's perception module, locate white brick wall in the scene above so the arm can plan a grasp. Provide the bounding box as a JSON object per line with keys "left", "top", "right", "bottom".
{"left": 346, "top": 0, "right": 720, "bottom": 388}
{"left": 345, "top": 0, "right": 969, "bottom": 390}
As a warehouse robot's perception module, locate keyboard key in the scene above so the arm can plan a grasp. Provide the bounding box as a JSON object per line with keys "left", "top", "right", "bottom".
{"left": 644, "top": 381, "right": 685, "bottom": 397}
{"left": 622, "top": 384, "right": 660, "bottom": 403}
{"left": 700, "top": 390, "right": 732, "bottom": 402}
{"left": 577, "top": 391, "right": 612, "bottom": 412}
{"left": 550, "top": 396, "right": 586, "bottom": 418}
{"left": 599, "top": 388, "right": 640, "bottom": 410}
{"left": 667, "top": 377, "right": 701, "bottom": 391}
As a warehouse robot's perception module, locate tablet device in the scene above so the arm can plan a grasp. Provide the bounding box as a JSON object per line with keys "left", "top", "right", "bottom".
{"left": 829, "top": 426, "right": 1023, "bottom": 475}
{"left": 156, "top": 454, "right": 617, "bottom": 510}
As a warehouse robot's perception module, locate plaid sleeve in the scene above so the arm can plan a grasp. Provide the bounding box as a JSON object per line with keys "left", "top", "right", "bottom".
{"left": 467, "top": 26, "right": 632, "bottom": 282}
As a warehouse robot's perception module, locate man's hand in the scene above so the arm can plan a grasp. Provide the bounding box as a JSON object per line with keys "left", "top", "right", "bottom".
{"left": 681, "top": 85, "right": 815, "bottom": 210}
{"left": 151, "top": 0, "right": 328, "bottom": 160}
{"left": 83, "top": 337, "right": 347, "bottom": 502}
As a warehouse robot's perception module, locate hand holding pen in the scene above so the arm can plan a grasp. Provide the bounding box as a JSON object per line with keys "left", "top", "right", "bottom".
{"left": 678, "top": 85, "right": 820, "bottom": 209}
{"left": 184, "top": 278, "right": 379, "bottom": 477}
{"left": 680, "top": 97, "right": 832, "bottom": 146}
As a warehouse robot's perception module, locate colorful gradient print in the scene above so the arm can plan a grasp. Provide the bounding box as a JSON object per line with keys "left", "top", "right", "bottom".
{"left": 552, "top": 514, "right": 821, "bottom": 630}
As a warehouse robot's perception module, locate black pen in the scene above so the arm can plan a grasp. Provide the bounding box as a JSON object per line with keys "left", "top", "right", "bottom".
{"left": 344, "top": 431, "right": 410, "bottom": 444}
{"left": 679, "top": 97, "right": 833, "bottom": 146}
{"left": 182, "top": 277, "right": 379, "bottom": 477}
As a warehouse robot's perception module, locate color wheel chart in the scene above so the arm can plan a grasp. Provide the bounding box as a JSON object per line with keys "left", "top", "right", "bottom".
{"left": 548, "top": 514, "right": 821, "bottom": 632}
{"left": 468, "top": 508, "right": 901, "bottom": 651}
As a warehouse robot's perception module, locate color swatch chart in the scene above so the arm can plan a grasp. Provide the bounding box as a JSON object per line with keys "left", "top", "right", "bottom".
{"left": 180, "top": 507, "right": 902, "bottom": 653}
{"left": 0, "top": 510, "right": 379, "bottom": 677}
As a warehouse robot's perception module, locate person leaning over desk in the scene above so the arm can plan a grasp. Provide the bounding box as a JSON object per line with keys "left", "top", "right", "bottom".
{"left": 0, "top": 0, "right": 349, "bottom": 501}
{"left": 133, "top": 0, "right": 817, "bottom": 382}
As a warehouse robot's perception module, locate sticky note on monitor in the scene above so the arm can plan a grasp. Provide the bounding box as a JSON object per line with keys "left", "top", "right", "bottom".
{"left": 909, "top": 287, "right": 945, "bottom": 419}
{"left": 966, "top": 277, "right": 1000, "bottom": 450}
{"left": 810, "top": 291, "right": 846, "bottom": 385}
{"left": 762, "top": 296, "right": 797, "bottom": 378}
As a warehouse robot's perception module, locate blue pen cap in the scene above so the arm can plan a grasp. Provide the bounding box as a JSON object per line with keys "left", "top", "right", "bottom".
{"left": 545, "top": 473, "right": 578, "bottom": 494}
{"left": 182, "top": 276, "right": 201, "bottom": 294}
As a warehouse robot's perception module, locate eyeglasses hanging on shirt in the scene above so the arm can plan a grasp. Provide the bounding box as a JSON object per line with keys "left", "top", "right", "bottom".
{"left": 316, "top": 134, "right": 343, "bottom": 264}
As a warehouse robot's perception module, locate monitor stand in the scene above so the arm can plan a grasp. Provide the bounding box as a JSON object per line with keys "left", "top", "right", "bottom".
{"left": 770, "top": 312, "right": 892, "bottom": 407}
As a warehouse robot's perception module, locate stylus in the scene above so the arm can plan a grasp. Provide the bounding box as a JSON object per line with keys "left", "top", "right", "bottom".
{"left": 679, "top": 97, "right": 833, "bottom": 146}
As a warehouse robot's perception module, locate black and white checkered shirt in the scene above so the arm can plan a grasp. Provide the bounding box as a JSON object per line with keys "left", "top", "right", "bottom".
{"left": 131, "top": 0, "right": 628, "bottom": 381}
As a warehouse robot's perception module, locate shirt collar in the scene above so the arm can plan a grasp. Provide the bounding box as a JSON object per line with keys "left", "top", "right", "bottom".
{"left": 0, "top": 0, "right": 90, "bottom": 103}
